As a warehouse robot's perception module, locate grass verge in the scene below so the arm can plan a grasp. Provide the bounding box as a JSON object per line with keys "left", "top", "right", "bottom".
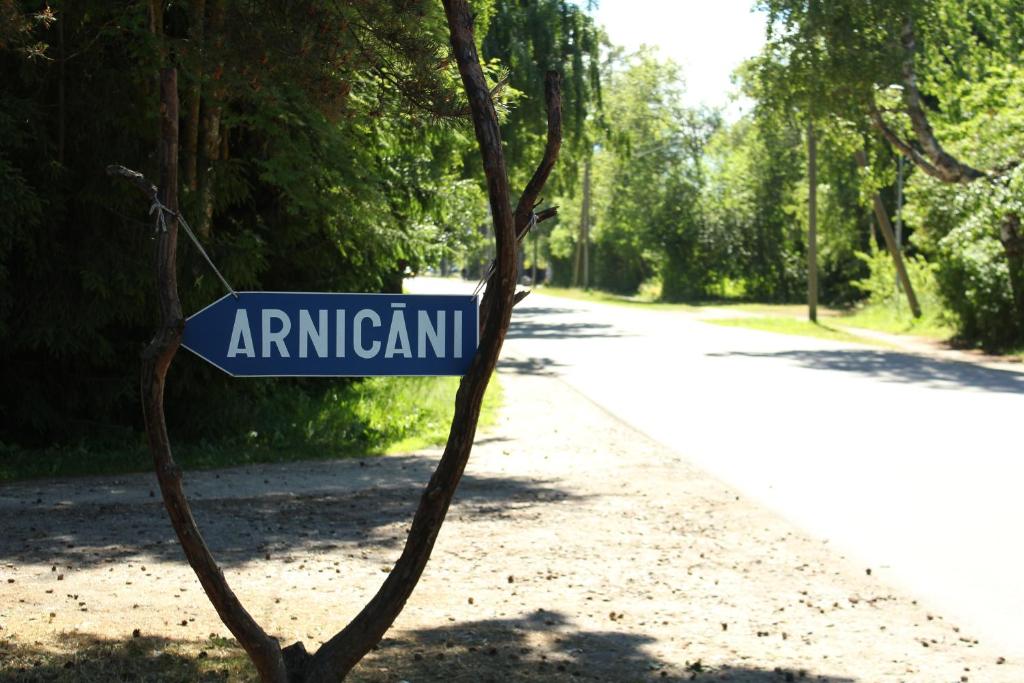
{"left": 0, "top": 633, "right": 254, "bottom": 682}
{"left": 539, "top": 286, "right": 953, "bottom": 348}
{"left": 537, "top": 286, "right": 696, "bottom": 312}
{"left": 705, "top": 317, "right": 877, "bottom": 345}
{"left": 0, "top": 375, "right": 502, "bottom": 483}
{"left": 834, "top": 302, "right": 954, "bottom": 340}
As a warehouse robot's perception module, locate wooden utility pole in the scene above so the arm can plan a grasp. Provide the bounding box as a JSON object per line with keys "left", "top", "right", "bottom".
{"left": 573, "top": 159, "right": 591, "bottom": 288}
{"left": 855, "top": 150, "right": 922, "bottom": 318}
{"left": 895, "top": 154, "right": 905, "bottom": 249}
{"left": 807, "top": 122, "right": 819, "bottom": 322}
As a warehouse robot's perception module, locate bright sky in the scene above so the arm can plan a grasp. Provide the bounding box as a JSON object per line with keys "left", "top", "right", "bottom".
{"left": 587, "top": 0, "right": 767, "bottom": 118}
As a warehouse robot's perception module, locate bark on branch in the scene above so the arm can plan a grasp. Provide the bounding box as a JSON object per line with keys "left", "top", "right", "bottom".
{"left": 110, "top": 69, "right": 290, "bottom": 683}
{"left": 867, "top": 95, "right": 944, "bottom": 179}
{"left": 121, "top": 7, "right": 562, "bottom": 680}
{"left": 476, "top": 71, "right": 562, "bottom": 335}
{"left": 897, "top": 21, "right": 986, "bottom": 184}
{"left": 515, "top": 71, "right": 563, "bottom": 241}
{"left": 301, "top": 2, "right": 563, "bottom": 680}
{"left": 868, "top": 20, "right": 990, "bottom": 184}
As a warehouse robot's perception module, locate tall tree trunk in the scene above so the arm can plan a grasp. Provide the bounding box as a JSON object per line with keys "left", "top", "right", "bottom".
{"left": 807, "top": 122, "right": 818, "bottom": 322}
{"left": 183, "top": 0, "right": 206, "bottom": 192}
{"left": 1000, "top": 214, "right": 1024, "bottom": 333}
{"left": 57, "top": 9, "right": 65, "bottom": 166}
{"left": 196, "top": 0, "right": 225, "bottom": 238}
{"left": 531, "top": 230, "right": 538, "bottom": 285}
{"left": 149, "top": 0, "right": 166, "bottom": 152}
{"left": 575, "top": 158, "right": 591, "bottom": 289}
{"left": 583, "top": 163, "right": 590, "bottom": 290}
{"left": 868, "top": 21, "right": 988, "bottom": 185}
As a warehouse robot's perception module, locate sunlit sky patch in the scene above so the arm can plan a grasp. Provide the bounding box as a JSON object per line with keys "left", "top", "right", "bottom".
{"left": 583, "top": 0, "right": 767, "bottom": 119}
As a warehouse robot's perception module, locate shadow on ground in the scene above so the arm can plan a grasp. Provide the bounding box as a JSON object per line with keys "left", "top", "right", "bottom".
{"left": 0, "top": 456, "right": 583, "bottom": 568}
{"left": 507, "top": 305, "right": 625, "bottom": 341}
{"left": 0, "top": 617, "right": 859, "bottom": 683}
{"left": 707, "top": 349, "right": 1024, "bottom": 393}
{"left": 353, "top": 610, "right": 856, "bottom": 682}
{"left": 499, "top": 356, "right": 565, "bottom": 376}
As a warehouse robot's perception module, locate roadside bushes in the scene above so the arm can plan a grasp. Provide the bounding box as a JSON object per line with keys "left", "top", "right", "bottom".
{"left": 853, "top": 246, "right": 947, "bottom": 330}
{"left": 935, "top": 223, "right": 1019, "bottom": 348}
{"left": 904, "top": 163, "right": 1024, "bottom": 349}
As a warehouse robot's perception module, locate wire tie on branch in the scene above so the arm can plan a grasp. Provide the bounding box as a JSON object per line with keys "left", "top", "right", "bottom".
{"left": 522, "top": 211, "right": 537, "bottom": 240}
{"left": 472, "top": 261, "right": 495, "bottom": 298}
{"left": 472, "top": 210, "right": 539, "bottom": 298}
{"left": 149, "top": 195, "right": 239, "bottom": 301}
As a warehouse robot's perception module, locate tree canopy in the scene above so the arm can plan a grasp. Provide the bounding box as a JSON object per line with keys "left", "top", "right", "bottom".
{"left": 0, "top": 0, "right": 602, "bottom": 443}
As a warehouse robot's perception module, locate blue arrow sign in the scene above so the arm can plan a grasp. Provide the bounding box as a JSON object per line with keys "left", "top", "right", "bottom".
{"left": 181, "top": 292, "right": 479, "bottom": 377}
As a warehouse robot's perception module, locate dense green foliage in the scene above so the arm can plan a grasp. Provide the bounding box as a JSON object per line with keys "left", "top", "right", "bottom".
{"left": 549, "top": 51, "right": 718, "bottom": 296}
{"left": 549, "top": 47, "right": 872, "bottom": 306}
{"left": 0, "top": 0, "right": 601, "bottom": 446}
{"left": 752, "top": 0, "right": 1024, "bottom": 346}
{"left": 546, "top": 0, "right": 1021, "bottom": 350}
{"left": 3, "top": 0, "right": 1023, "bottom": 453}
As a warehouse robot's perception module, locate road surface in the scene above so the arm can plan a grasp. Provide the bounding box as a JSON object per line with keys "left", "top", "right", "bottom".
{"left": 412, "top": 277, "right": 1024, "bottom": 659}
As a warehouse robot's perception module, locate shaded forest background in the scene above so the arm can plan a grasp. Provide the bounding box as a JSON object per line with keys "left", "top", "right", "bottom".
{"left": 0, "top": 0, "right": 600, "bottom": 449}
{"left": 1, "top": 0, "right": 1022, "bottom": 452}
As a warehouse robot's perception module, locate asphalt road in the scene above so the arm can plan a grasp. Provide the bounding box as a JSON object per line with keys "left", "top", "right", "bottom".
{"left": 410, "top": 277, "right": 1024, "bottom": 659}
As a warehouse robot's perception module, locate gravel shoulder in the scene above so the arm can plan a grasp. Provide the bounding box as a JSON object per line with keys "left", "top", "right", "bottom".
{"left": 1, "top": 365, "right": 1019, "bottom": 682}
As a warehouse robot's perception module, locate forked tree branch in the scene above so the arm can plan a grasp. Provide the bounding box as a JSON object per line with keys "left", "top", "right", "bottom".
{"left": 867, "top": 94, "right": 945, "bottom": 180}
{"left": 112, "top": 69, "right": 290, "bottom": 682}
{"left": 302, "top": 1, "right": 562, "bottom": 680}
{"left": 477, "top": 70, "right": 563, "bottom": 335}
{"left": 897, "top": 20, "right": 986, "bottom": 184}
{"left": 122, "top": 5, "right": 561, "bottom": 681}
{"left": 515, "top": 71, "right": 563, "bottom": 240}
{"left": 869, "top": 19, "right": 994, "bottom": 185}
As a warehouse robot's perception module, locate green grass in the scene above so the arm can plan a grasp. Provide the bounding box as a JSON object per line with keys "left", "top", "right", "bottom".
{"left": 539, "top": 286, "right": 817, "bottom": 317}
{"left": 383, "top": 375, "right": 502, "bottom": 454}
{"left": 833, "top": 302, "right": 955, "bottom": 340}
{"left": 705, "top": 317, "right": 877, "bottom": 345}
{"left": 538, "top": 285, "right": 697, "bottom": 312}
{"left": 0, "top": 633, "right": 255, "bottom": 682}
{"left": 0, "top": 375, "right": 503, "bottom": 483}
{"left": 540, "top": 286, "right": 960, "bottom": 348}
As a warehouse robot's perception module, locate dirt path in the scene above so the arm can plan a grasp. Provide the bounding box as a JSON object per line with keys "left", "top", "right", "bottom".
{"left": 1, "top": 366, "right": 1019, "bottom": 682}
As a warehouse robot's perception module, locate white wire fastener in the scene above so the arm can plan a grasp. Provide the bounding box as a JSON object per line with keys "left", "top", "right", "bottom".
{"left": 472, "top": 211, "right": 539, "bottom": 299}
{"left": 149, "top": 195, "right": 239, "bottom": 300}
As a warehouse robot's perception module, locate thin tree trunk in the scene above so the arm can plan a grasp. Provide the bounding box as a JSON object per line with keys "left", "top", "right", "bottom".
{"left": 196, "top": 0, "right": 225, "bottom": 238}
{"left": 867, "top": 21, "right": 988, "bottom": 185}
{"left": 580, "top": 158, "right": 591, "bottom": 289}
{"left": 999, "top": 214, "right": 1024, "bottom": 333}
{"left": 57, "top": 10, "right": 65, "bottom": 166}
{"left": 807, "top": 122, "right": 818, "bottom": 322}
{"left": 302, "top": 6, "right": 561, "bottom": 680}
{"left": 532, "top": 230, "right": 538, "bottom": 285}
{"left": 855, "top": 150, "right": 922, "bottom": 318}
{"left": 898, "top": 21, "right": 985, "bottom": 184}
{"left": 110, "top": 70, "right": 290, "bottom": 682}
{"left": 572, "top": 233, "right": 582, "bottom": 287}
{"left": 149, "top": 0, "right": 166, "bottom": 150}
{"left": 183, "top": 0, "right": 206, "bottom": 191}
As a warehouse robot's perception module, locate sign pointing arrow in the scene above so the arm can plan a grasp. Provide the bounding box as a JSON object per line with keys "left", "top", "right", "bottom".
{"left": 181, "top": 292, "right": 479, "bottom": 377}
